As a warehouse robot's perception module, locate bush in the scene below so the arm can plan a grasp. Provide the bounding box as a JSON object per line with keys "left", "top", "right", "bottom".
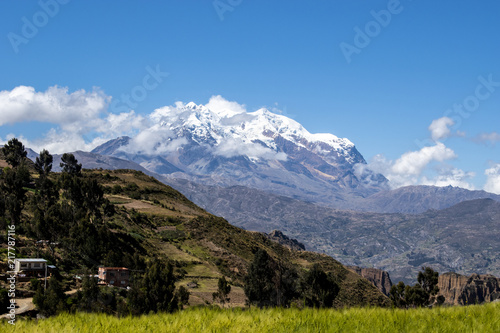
{"left": 112, "top": 185, "right": 123, "bottom": 194}
{"left": 160, "top": 229, "right": 186, "bottom": 241}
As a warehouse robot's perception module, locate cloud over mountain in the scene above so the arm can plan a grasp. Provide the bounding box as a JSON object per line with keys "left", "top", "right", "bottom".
{"left": 485, "top": 164, "right": 500, "bottom": 194}
{"left": 0, "top": 86, "right": 497, "bottom": 193}
{"left": 0, "top": 85, "right": 145, "bottom": 153}
{"left": 359, "top": 117, "right": 479, "bottom": 190}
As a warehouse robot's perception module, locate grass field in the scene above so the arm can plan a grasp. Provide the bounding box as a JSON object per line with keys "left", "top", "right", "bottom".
{"left": 3, "top": 302, "right": 499, "bottom": 332}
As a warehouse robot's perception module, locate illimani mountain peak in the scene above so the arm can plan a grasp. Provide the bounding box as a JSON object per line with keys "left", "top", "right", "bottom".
{"left": 93, "top": 100, "right": 387, "bottom": 206}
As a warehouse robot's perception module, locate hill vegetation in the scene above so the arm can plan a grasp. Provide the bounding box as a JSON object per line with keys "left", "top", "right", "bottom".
{"left": 0, "top": 139, "right": 390, "bottom": 319}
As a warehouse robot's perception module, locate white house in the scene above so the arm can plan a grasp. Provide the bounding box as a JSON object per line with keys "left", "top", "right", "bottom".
{"left": 14, "top": 258, "right": 47, "bottom": 274}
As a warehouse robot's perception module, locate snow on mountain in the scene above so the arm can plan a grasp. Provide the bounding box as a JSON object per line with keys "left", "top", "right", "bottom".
{"left": 139, "top": 99, "right": 359, "bottom": 165}
{"left": 92, "top": 96, "right": 387, "bottom": 205}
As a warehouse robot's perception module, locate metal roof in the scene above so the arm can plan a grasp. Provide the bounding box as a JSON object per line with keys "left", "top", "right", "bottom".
{"left": 15, "top": 258, "right": 48, "bottom": 263}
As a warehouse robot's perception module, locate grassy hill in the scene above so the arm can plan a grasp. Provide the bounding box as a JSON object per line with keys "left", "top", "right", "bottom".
{"left": 93, "top": 169, "right": 389, "bottom": 307}
{"left": 0, "top": 162, "right": 390, "bottom": 309}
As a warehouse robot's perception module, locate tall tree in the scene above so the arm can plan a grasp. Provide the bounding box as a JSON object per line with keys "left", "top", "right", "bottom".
{"left": 405, "top": 283, "right": 429, "bottom": 308}
{"left": 417, "top": 266, "right": 439, "bottom": 299}
{"left": 82, "top": 178, "right": 104, "bottom": 222}
{"left": 213, "top": 276, "right": 231, "bottom": 306}
{"left": 32, "top": 150, "right": 58, "bottom": 229}
{"left": 60, "top": 153, "right": 82, "bottom": 175}
{"left": 271, "top": 260, "right": 299, "bottom": 307}
{"left": 300, "top": 264, "right": 339, "bottom": 308}
{"left": 0, "top": 288, "right": 8, "bottom": 315}
{"left": 33, "top": 273, "right": 67, "bottom": 317}
{"left": 390, "top": 267, "right": 441, "bottom": 308}
{"left": 0, "top": 139, "right": 31, "bottom": 224}
{"left": 176, "top": 286, "right": 190, "bottom": 308}
{"left": 244, "top": 249, "right": 275, "bottom": 307}
{"left": 2, "top": 138, "right": 27, "bottom": 168}
{"left": 144, "top": 259, "right": 178, "bottom": 313}
{"left": 79, "top": 274, "right": 101, "bottom": 312}
{"left": 35, "top": 149, "right": 53, "bottom": 177}
{"left": 128, "top": 259, "right": 179, "bottom": 314}
{"left": 1, "top": 164, "right": 31, "bottom": 224}
{"left": 390, "top": 281, "right": 407, "bottom": 308}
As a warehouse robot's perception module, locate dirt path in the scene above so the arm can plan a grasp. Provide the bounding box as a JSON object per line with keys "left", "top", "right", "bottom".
{"left": 0, "top": 297, "right": 34, "bottom": 319}
{"left": 0, "top": 288, "right": 79, "bottom": 319}
{"left": 65, "top": 288, "right": 79, "bottom": 295}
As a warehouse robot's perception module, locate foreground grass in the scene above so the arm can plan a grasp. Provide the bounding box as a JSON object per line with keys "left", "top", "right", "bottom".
{"left": 3, "top": 302, "right": 499, "bottom": 332}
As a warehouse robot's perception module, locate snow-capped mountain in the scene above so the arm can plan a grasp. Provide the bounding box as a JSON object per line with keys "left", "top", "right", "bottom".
{"left": 93, "top": 99, "right": 388, "bottom": 205}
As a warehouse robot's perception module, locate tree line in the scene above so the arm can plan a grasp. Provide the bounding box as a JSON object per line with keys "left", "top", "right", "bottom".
{"left": 243, "top": 249, "right": 340, "bottom": 308}
{"left": 390, "top": 266, "right": 444, "bottom": 308}
{"left": 0, "top": 139, "right": 188, "bottom": 316}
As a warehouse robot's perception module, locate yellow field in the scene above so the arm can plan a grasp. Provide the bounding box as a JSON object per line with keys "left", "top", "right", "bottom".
{"left": 2, "top": 302, "right": 499, "bottom": 333}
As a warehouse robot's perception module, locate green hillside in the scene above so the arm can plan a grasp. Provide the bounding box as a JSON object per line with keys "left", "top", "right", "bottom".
{"left": 0, "top": 146, "right": 389, "bottom": 315}
{"left": 76, "top": 169, "right": 390, "bottom": 307}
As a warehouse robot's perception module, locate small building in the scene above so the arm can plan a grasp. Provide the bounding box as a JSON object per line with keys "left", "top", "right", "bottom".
{"left": 14, "top": 258, "right": 47, "bottom": 275}
{"left": 98, "top": 267, "right": 130, "bottom": 287}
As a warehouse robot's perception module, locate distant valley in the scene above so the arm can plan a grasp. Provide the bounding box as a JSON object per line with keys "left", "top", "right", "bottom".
{"left": 163, "top": 178, "right": 500, "bottom": 284}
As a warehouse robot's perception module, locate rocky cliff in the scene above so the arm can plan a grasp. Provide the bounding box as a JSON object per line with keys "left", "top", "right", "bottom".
{"left": 438, "top": 272, "right": 500, "bottom": 305}
{"left": 264, "top": 230, "right": 306, "bottom": 251}
{"left": 348, "top": 266, "right": 393, "bottom": 296}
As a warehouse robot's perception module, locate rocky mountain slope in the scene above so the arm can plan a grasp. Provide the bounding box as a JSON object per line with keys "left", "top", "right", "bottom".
{"left": 166, "top": 178, "right": 500, "bottom": 285}
{"left": 438, "top": 272, "right": 500, "bottom": 305}
{"left": 347, "top": 267, "right": 393, "bottom": 296}
{"left": 90, "top": 100, "right": 500, "bottom": 214}
{"left": 91, "top": 100, "right": 388, "bottom": 207}
{"left": 360, "top": 185, "right": 500, "bottom": 214}
{"left": 263, "top": 230, "right": 306, "bottom": 251}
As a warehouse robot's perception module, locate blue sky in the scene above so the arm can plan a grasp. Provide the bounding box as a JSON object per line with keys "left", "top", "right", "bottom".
{"left": 0, "top": 0, "right": 499, "bottom": 192}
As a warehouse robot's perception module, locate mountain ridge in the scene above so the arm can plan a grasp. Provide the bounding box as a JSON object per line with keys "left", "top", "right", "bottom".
{"left": 91, "top": 100, "right": 388, "bottom": 207}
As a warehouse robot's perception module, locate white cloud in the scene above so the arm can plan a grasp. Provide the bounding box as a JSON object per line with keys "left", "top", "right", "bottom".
{"left": 99, "top": 111, "right": 147, "bottom": 136}
{"left": 428, "top": 116, "right": 455, "bottom": 141}
{"left": 19, "top": 129, "right": 110, "bottom": 154}
{"left": 357, "top": 114, "right": 478, "bottom": 189}
{"left": 119, "top": 125, "right": 188, "bottom": 156}
{"left": 356, "top": 155, "right": 418, "bottom": 188}
{"left": 0, "top": 86, "right": 109, "bottom": 131}
{"left": 474, "top": 132, "right": 500, "bottom": 146}
{"left": 484, "top": 164, "right": 500, "bottom": 194}
{"left": 358, "top": 143, "right": 462, "bottom": 188}
{"left": 205, "top": 95, "right": 246, "bottom": 117}
{"left": 392, "top": 142, "right": 457, "bottom": 176}
{"left": 421, "top": 168, "right": 475, "bottom": 190}
{"left": 0, "top": 86, "right": 146, "bottom": 153}
{"left": 214, "top": 138, "right": 287, "bottom": 161}
{"left": 1, "top": 91, "right": 286, "bottom": 160}
{"left": 220, "top": 112, "right": 257, "bottom": 126}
